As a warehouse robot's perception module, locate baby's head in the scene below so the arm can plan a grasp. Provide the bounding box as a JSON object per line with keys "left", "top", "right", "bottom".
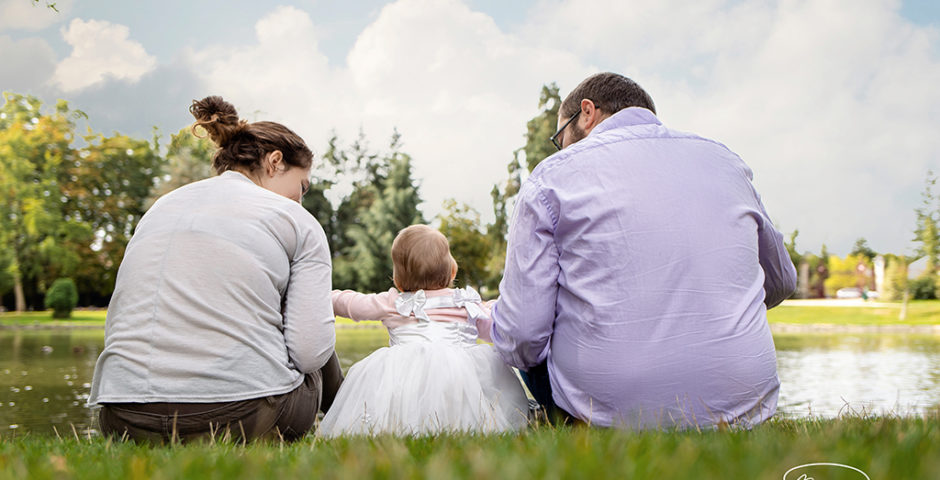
{"left": 391, "top": 225, "right": 458, "bottom": 292}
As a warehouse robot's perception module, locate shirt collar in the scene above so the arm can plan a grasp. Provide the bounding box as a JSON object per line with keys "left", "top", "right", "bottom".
{"left": 220, "top": 170, "right": 254, "bottom": 183}
{"left": 589, "top": 107, "right": 661, "bottom": 138}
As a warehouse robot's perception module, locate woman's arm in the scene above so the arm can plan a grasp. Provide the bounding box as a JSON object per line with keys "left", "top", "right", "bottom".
{"left": 282, "top": 219, "right": 335, "bottom": 374}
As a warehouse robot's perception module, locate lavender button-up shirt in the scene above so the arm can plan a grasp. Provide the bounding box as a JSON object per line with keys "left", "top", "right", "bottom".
{"left": 491, "top": 107, "right": 797, "bottom": 429}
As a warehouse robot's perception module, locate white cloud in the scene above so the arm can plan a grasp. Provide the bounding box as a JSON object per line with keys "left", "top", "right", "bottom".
{"left": 188, "top": 0, "right": 592, "bottom": 224}
{"left": 0, "top": 0, "right": 72, "bottom": 32}
{"left": 524, "top": 0, "right": 940, "bottom": 254}
{"left": 51, "top": 18, "right": 157, "bottom": 92}
{"left": 180, "top": 0, "right": 939, "bottom": 254}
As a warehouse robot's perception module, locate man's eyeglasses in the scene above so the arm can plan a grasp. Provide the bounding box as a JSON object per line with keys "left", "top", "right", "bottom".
{"left": 550, "top": 111, "right": 580, "bottom": 151}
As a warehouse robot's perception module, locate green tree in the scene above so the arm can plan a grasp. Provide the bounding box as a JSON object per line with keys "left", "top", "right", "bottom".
{"left": 63, "top": 132, "right": 164, "bottom": 301}
{"left": 484, "top": 150, "right": 524, "bottom": 293}
{"left": 484, "top": 84, "right": 559, "bottom": 293}
{"left": 44, "top": 277, "right": 78, "bottom": 318}
{"left": 850, "top": 237, "right": 877, "bottom": 262}
{"left": 522, "top": 83, "right": 562, "bottom": 173}
{"left": 913, "top": 171, "right": 939, "bottom": 297}
{"left": 823, "top": 254, "right": 872, "bottom": 295}
{"left": 147, "top": 127, "right": 214, "bottom": 205}
{"left": 438, "top": 200, "right": 491, "bottom": 291}
{"left": 0, "top": 93, "right": 90, "bottom": 311}
{"left": 883, "top": 254, "right": 909, "bottom": 301}
{"left": 784, "top": 229, "right": 802, "bottom": 270}
{"left": 336, "top": 134, "right": 424, "bottom": 292}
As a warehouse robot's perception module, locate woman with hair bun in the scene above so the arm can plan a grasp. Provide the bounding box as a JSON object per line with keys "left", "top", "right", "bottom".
{"left": 88, "top": 96, "right": 343, "bottom": 443}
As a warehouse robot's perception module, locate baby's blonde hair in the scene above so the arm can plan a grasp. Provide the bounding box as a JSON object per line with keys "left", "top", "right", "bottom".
{"left": 391, "top": 225, "right": 456, "bottom": 292}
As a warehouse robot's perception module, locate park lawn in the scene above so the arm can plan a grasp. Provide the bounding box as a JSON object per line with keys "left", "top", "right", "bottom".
{"left": 0, "top": 415, "right": 937, "bottom": 479}
{"left": 768, "top": 300, "right": 940, "bottom": 325}
{"left": 5, "top": 300, "right": 940, "bottom": 327}
{"left": 0, "top": 310, "right": 108, "bottom": 327}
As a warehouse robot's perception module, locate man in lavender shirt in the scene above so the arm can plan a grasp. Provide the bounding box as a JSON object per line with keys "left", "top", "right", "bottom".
{"left": 491, "top": 73, "right": 797, "bottom": 429}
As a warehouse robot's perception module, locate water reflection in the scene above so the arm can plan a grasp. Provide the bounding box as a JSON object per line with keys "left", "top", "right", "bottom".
{"left": 0, "top": 330, "right": 101, "bottom": 437}
{"left": 0, "top": 329, "right": 389, "bottom": 437}
{"left": 775, "top": 333, "right": 940, "bottom": 417}
{"left": 1, "top": 329, "right": 939, "bottom": 435}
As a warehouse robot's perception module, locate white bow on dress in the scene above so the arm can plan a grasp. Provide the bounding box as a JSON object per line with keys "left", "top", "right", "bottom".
{"left": 395, "top": 290, "right": 430, "bottom": 322}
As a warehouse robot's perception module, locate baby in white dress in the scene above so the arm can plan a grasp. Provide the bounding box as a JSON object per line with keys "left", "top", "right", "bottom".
{"left": 318, "top": 224, "right": 529, "bottom": 437}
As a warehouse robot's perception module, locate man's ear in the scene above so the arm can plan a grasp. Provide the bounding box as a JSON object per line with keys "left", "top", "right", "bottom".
{"left": 578, "top": 98, "right": 603, "bottom": 131}
{"left": 264, "top": 151, "right": 284, "bottom": 177}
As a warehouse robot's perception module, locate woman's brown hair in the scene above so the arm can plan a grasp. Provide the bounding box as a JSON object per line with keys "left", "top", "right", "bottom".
{"left": 392, "top": 225, "right": 457, "bottom": 292}
{"left": 189, "top": 96, "right": 313, "bottom": 175}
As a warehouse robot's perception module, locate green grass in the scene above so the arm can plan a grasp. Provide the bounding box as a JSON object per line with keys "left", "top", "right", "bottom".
{"left": 0, "top": 311, "right": 108, "bottom": 327}
{"left": 768, "top": 300, "right": 940, "bottom": 325}
{"left": 0, "top": 415, "right": 937, "bottom": 479}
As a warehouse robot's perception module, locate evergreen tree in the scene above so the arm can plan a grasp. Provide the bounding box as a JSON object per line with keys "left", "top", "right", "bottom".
{"left": 338, "top": 135, "right": 423, "bottom": 292}
{"left": 484, "top": 83, "right": 560, "bottom": 292}
{"left": 784, "top": 229, "right": 802, "bottom": 270}
{"left": 850, "top": 237, "right": 877, "bottom": 262}
{"left": 522, "top": 83, "right": 562, "bottom": 172}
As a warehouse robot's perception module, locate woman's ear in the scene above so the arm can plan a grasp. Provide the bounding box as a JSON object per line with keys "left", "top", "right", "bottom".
{"left": 264, "top": 150, "right": 284, "bottom": 177}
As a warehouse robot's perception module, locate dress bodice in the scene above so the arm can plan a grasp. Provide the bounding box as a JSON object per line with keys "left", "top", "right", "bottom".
{"left": 388, "top": 287, "right": 485, "bottom": 347}
{"left": 388, "top": 320, "right": 479, "bottom": 347}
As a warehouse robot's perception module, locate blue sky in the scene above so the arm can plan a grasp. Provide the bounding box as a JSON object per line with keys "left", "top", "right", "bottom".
{"left": 2, "top": 0, "right": 939, "bottom": 255}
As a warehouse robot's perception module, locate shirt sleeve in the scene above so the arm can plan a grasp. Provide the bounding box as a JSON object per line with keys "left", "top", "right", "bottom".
{"left": 282, "top": 218, "right": 336, "bottom": 374}
{"left": 754, "top": 195, "right": 798, "bottom": 308}
{"left": 331, "top": 289, "right": 396, "bottom": 321}
{"left": 490, "top": 181, "right": 559, "bottom": 370}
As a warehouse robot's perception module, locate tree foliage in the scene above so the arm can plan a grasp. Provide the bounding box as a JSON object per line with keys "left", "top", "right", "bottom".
{"left": 317, "top": 131, "right": 424, "bottom": 292}
{"left": 1, "top": 92, "right": 164, "bottom": 310}
{"left": 522, "top": 83, "right": 561, "bottom": 173}
{"left": 1, "top": 93, "right": 91, "bottom": 310}
{"left": 904, "top": 170, "right": 940, "bottom": 299}
{"left": 823, "top": 254, "right": 873, "bottom": 295}
{"left": 147, "top": 127, "right": 214, "bottom": 205}
{"left": 438, "top": 200, "right": 491, "bottom": 291}
{"left": 44, "top": 277, "right": 78, "bottom": 318}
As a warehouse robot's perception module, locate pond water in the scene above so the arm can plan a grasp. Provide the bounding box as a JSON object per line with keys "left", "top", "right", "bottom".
{"left": 1, "top": 328, "right": 938, "bottom": 436}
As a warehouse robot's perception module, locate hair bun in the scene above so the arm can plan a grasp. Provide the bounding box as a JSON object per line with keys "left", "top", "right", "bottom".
{"left": 189, "top": 96, "right": 244, "bottom": 147}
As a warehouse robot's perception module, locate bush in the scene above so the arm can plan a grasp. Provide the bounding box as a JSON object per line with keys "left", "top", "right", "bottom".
{"left": 44, "top": 278, "right": 79, "bottom": 319}
{"left": 910, "top": 275, "right": 938, "bottom": 300}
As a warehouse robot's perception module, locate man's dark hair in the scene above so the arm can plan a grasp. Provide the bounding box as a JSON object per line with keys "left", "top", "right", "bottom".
{"left": 559, "top": 72, "right": 656, "bottom": 118}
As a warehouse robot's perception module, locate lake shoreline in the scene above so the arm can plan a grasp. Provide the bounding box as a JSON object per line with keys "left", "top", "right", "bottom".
{"left": 0, "top": 322, "right": 385, "bottom": 331}
{"left": 770, "top": 323, "right": 940, "bottom": 334}
{"left": 3, "top": 321, "right": 940, "bottom": 335}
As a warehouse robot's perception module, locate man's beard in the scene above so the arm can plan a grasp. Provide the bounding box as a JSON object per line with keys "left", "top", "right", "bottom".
{"left": 567, "top": 123, "right": 587, "bottom": 146}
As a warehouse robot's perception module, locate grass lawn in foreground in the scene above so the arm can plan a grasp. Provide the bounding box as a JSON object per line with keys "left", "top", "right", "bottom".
{"left": 768, "top": 300, "right": 940, "bottom": 325}
{"left": 0, "top": 415, "right": 937, "bottom": 479}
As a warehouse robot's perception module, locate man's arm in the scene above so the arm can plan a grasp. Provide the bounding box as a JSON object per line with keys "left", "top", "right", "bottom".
{"left": 755, "top": 197, "right": 798, "bottom": 308}
{"left": 491, "top": 181, "right": 560, "bottom": 370}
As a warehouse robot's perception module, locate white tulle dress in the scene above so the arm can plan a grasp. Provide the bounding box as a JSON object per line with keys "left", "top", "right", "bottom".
{"left": 319, "top": 287, "right": 529, "bottom": 437}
